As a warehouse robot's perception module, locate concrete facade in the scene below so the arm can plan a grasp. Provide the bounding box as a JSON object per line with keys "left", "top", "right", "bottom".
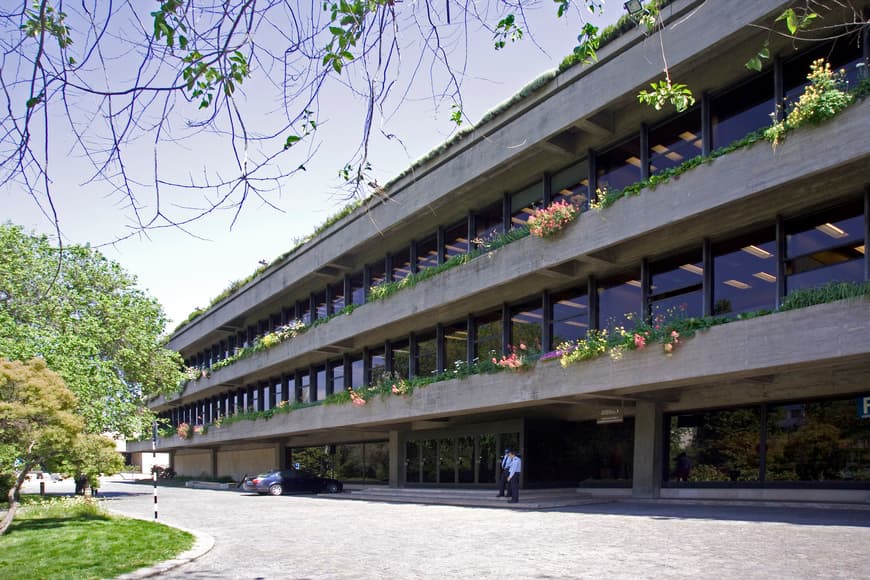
{"left": 134, "top": 0, "right": 870, "bottom": 503}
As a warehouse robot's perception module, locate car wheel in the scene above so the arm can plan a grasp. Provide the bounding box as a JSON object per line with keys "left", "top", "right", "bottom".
{"left": 268, "top": 483, "right": 283, "bottom": 496}
{"left": 325, "top": 482, "right": 340, "bottom": 494}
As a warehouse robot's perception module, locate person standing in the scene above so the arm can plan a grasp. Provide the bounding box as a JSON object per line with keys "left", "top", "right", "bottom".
{"left": 506, "top": 449, "right": 522, "bottom": 504}
{"left": 496, "top": 448, "right": 511, "bottom": 497}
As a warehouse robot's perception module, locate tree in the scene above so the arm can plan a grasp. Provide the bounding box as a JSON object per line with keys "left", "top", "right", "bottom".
{"left": 57, "top": 433, "right": 126, "bottom": 494}
{"left": 0, "top": 358, "right": 82, "bottom": 535}
{"left": 0, "top": 223, "right": 184, "bottom": 437}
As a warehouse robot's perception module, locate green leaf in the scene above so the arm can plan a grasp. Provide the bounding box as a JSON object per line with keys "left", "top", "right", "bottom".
{"left": 284, "top": 135, "right": 301, "bottom": 150}
{"left": 746, "top": 56, "right": 762, "bottom": 72}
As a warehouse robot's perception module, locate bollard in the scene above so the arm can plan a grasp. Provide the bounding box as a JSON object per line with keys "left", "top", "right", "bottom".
{"left": 39, "top": 481, "right": 45, "bottom": 495}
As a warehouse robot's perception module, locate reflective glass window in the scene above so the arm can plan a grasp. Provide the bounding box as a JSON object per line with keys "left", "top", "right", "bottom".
{"left": 369, "top": 258, "right": 387, "bottom": 289}
{"left": 713, "top": 231, "right": 777, "bottom": 317}
{"left": 415, "top": 331, "right": 437, "bottom": 378}
{"left": 596, "top": 137, "right": 641, "bottom": 193}
{"left": 328, "top": 359, "right": 344, "bottom": 395}
{"left": 297, "top": 299, "right": 312, "bottom": 325}
{"left": 439, "top": 438, "right": 456, "bottom": 483}
{"left": 510, "top": 298, "right": 543, "bottom": 352}
{"left": 314, "top": 290, "right": 328, "bottom": 320}
{"left": 766, "top": 399, "right": 870, "bottom": 482}
{"left": 443, "top": 221, "right": 469, "bottom": 261}
{"left": 786, "top": 206, "right": 864, "bottom": 293}
{"left": 444, "top": 320, "right": 468, "bottom": 370}
{"left": 510, "top": 182, "right": 543, "bottom": 229}
{"left": 391, "top": 339, "right": 411, "bottom": 380}
{"left": 551, "top": 288, "right": 589, "bottom": 347}
{"left": 667, "top": 408, "right": 762, "bottom": 482}
{"left": 329, "top": 281, "right": 345, "bottom": 313}
{"left": 349, "top": 271, "right": 365, "bottom": 305}
{"left": 474, "top": 310, "right": 503, "bottom": 360}
{"left": 552, "top": 161, "right": 589, "bottom": 210}
{"left": 649, "top": 109, "right": 702, "bottom": 175}
{"left": 296, "top": 370, "right": 310, "bottom": 404}
{"left": 392, "top": 247, "right": 412, "bottom": 282}
{"left": 368, "top": 346, "right": 386, "bottom": 385}
{"left": 711, "top": 70, "right": 774, "bottom": 149}
{"left": 349, "top": 355, "right": 363, "bottom": 389}
{"left": 421, "top": 440, "right": 437, "bottom": 483}
{"left": 597, "top": 274, "right": 642, "bottom": 331}
{"left": 405, "top": 441, "right": 420, "bottom": 483}
{"left": 475, "top": 201, "right": 504, "bottom": 246}
{"left": 783, "top": 39, "right": 864, "bottom": 106}
{"left": 416, "top": 235, "right": 439, "bottom": 271}
{"left": 650, "top": 252, "right": 704, "bottom": 320}
{"left": 314, "top": 366, "right": 326, "bottom": 402}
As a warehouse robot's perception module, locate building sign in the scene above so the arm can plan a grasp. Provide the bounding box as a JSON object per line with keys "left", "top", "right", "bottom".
{"left": 858, "top": 396, "right": 870, "bottom": 419}
{"left": 597, "top": 407, "right": 624, "bottom": 424}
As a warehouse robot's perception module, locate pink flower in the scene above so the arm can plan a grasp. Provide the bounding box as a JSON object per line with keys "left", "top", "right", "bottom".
{"left": 633, "top": 334, "right": 646, "bottom": 349}
{"left": 671, "top": 330, "right": 680, "bottom": 343}
{"left": 519, "top": 343, "right": 527, "bottom": 351}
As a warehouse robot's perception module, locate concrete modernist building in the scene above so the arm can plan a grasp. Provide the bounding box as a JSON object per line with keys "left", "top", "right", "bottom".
{"left": 131, "top": 0, "right": 870, "bottom": 502}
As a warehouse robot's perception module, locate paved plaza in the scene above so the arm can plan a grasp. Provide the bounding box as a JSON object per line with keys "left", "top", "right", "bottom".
{"left": 20, "top": 477, "right": 870, "bottom": 579}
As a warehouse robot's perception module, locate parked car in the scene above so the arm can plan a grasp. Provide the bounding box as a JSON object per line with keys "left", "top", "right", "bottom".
{"left": 243, "top": 469, "right": 343, "bottom": 496}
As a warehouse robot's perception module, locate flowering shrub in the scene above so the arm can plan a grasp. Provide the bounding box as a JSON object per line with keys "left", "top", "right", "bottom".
{"left": 527, "top": 200, "right": 579, "bottom": 238}
{"left": 176, "top": 422, "right": 191, "bottom": 439}
{"left": 349, "top": 389, "right": 367, "bottom": 406}
{"left": 765, "top": 59, "right": 853, "bottom": 147}
{"left": 391, "top": 377, "right": 411, "bottom": 396}
{"left": 493, "top": 343, "right": 534, "bottom": 372}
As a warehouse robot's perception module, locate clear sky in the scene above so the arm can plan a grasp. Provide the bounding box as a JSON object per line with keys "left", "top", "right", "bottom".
{"left": 2, "top": 3, "right": 626, "bottom": 330}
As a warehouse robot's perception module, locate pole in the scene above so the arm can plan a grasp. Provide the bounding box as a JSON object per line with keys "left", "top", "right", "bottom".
{"left": 152, "top": 421, "right": 158, "bottom": 521}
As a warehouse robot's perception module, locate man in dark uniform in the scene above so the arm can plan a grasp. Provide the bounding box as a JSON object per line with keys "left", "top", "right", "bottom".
{"left": 496, "top": 448, "right": 511, "bottom": 497}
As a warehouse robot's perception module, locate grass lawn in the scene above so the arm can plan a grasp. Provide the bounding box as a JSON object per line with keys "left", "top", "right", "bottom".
{"left": 0, "top": 496, "right": 194, "bottom": 579}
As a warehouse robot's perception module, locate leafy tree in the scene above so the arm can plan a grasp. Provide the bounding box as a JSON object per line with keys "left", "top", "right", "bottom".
{"left": 0, "top": 358, "right": 82, "bottom": 535}
{"left": 57, "top": 433, "right": 126, "bottom": 493}
{"left": 0, "top": 223, "right": 184, "bottom": 437}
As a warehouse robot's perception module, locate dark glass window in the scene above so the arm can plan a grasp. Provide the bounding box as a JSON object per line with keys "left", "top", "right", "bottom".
{"left": 510, "top": 298, "right": 543, "bottom": 352}
{"left": 596, "top": 137, "right": 641, "bottom": 193}
{"left": 783, "top": 39, "right": 864, "bottom": 106}
{"left": 391, "top": 339, "right": 411, "bottom": 380}
{"left": 349, "top": 271, "right": 365, "bottom": 305}
{"left": 649, "top": 109, "right": 702, "bottom": 175}
{"left": 369, "top": 259, "right": 387, "bottom": 290}
{"left": 391, "top": 247, "right": 412, "bottom": 282}
{"left": 713, "top": 231, "right": 777, "bottom": 317}
{"left": 444, "top": 320, "right": 468, "bottom": 370}
{"left": 551, "top": 161, "right": 589, "bottom": 210}
{"left": 443, "top": 220, "right": 469, "bottom": 261}
{"left": 297, "top": 299, "right": 312, "bottom": 325}
{"left": 349, "top": 355, "right": 363, "bottom": 390}
{"left": 711, "top": 70, "right": 774, "bottom": 149}
{"left": 421, "top": 440, "right": 437, "bottom": 483}
{"left": 296, "top": 370, "right": 310, "bottom": 404}
{"left": 439, "top": 438, "right": 457, "bottom": 483}
{"left": 786, "top": 206, "right": 865, "bottom": 293}
{"left": 329, "top": 281, "right": 345, "bottom": 313}
{"left": 766, "top": 399, "right": 870, "bottom": 482}
{"left": 368, "top": 346, "right": 386, "bottom": 385}
{"left": 649, "top": 252, "right": 704, "bottom": 321}
{"left": 667, "top": 408, "right": 762, "bottom": 482}
{"left": 510, "top": 182, "right": 543, "bottom": 229}
{"left": 416, "top": 235, "right": 439, "bottom": 271}
{"left": 551, "top": 288, "right": 589, "bottom": 348}
{"left": 415, "top": 331, "right": 437, "bottom": 378}
{"left": 329, "top": 359, "right": 344, "bottom": 395}
{"left": 406, "top": 442, "right": 420, "bottom": 483}
{"left": 314, "top": 290, "right": 328, "bottom": 320}
{"left": 474, "top": 201, "right": 504, "bottom": 246}
{"left": 314, "top": 366, "right": 326, "bottom": 402}
{"left": 273, "top": 377, "right": 284, "bottom": 405}
{"left": 474, "top": 310, "right": 503, "bottom": 360}
{"left": 597, "top": 274, "right": 642, "bottom": 331}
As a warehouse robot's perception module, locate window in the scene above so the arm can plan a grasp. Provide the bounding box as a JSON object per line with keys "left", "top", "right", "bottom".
{"left": 415, "top": 331, "right": 437, "bottom": 377}
{"left": 510, "top": 298, "right": 543, "bottom": 351}
{"left": 391, "top": 339, "right": 411, "bottom": 380}
{"left": 649, "top": 252, "right": 704, "bottom": 320}
{"left": 786, "top": 204, "right": 865, "bottom": 294}
{"left": 783, "top": 39, "right": 864, "bottom": 107}
{"left": 597, "top": 137, "right": 641, "bottom": 193}
{"left": 416, "top": 235, "right": 439, "bottom": 271}
{"left": 329, "top": 359, "right": 344, "bottom": 395}
{"left": 392, "top": 246, "right": 412, "bottom": 282}
{"left": 349, "top": 271, "right": 365, "bottom": 305}
{"left": 551, "top": 288, "right": 589, "bottom": 348}
{"left": 443, "top": 220, "right": 469, "bottom": 261}
{"left": 349, "top": 355, "right": 363, "bottom": 390}
{"left": 597, "top": 274, "right": 642, "bottom": 331}
{"left": 475, "top": 201, "right": 504, "bottom": 246}
{"left": 648, "top": 109, "right": 702, "bottom": 175}
{"left": 314, "top": 366, "right": 326, "bottom": 402}
{"left": 510, "top": 182, "right": 543, "bottom": 229}
{"left": 329, "top": 281, "right": 345, "bottom": 313}
{"left": 711, "top": 70, "right": 774, "bottom": 149}
{"left": 368, "top": 346, "right": 386, "bottom": 385}
{"left": 713, "top": 231, "right": 777, "bottom": 317}
{"left": 444, "top": 320, "right": 468, "bottom": 370}
{"left": 297, "top": 299, "right": 312, "bottom": 325}
{"left": 474, "top": 310, "right": 503, "bottom": 360}
{"left": 314, "top": 290, "right": 327, "bottom": 320}
{"left": 369, "top": 259, "right": 387, "bottom": 290}
{"left": 551, "top": 161, "right": 589, "bottom": 210}
{"left": 296, "top": 370, "right": 310, "bottom": 404}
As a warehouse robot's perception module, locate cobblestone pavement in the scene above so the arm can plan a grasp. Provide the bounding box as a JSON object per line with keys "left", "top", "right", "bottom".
{"left": 72, "top": 479, "right": 870, "bottom": 579}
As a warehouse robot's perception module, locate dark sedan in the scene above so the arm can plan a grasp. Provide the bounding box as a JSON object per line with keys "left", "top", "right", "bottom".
{"left": 243, "top": 469, "right": 343, "bottom": 496}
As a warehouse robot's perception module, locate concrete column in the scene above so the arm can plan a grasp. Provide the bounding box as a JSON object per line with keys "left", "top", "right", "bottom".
{"left": 210, "top": 448, "right": 218, "bottom": 479}
{"left": 388, "top": 430, "right": 406, "bottom": 488}
{"left": 632, "top": 400, "right": 663, "bottom": 499}
{"left": 274, "top": 442, "right": 287, "bottom": 470}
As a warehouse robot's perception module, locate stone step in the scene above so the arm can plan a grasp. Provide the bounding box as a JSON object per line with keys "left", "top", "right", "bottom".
{"left": 322, "top": 486, "right": 614, "bottom": 509}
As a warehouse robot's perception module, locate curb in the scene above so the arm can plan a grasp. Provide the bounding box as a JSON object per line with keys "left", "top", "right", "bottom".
{"left": 109, "top": 510, "right": 215, "bottom": 579}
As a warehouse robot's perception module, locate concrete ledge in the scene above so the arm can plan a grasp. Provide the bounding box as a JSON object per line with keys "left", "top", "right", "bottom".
{"left": 184, "top": 480, "right": 235, "bottom": 490}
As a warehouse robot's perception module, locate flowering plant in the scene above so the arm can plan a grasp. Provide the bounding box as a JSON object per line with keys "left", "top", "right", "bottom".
{"left": 528, "top": 200, "right": 578, "bottom": 238}
{"left": 391, "top": 377, "right": 411, "bottom": 396}
{"left": 349, "top": 389, "right": 367, "bottom": 406}
{"left": 176, "top": 422, "right": 191, "bottom": 439}
{"left": 493, "top": 343, "right": 534, "bottom": 372}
